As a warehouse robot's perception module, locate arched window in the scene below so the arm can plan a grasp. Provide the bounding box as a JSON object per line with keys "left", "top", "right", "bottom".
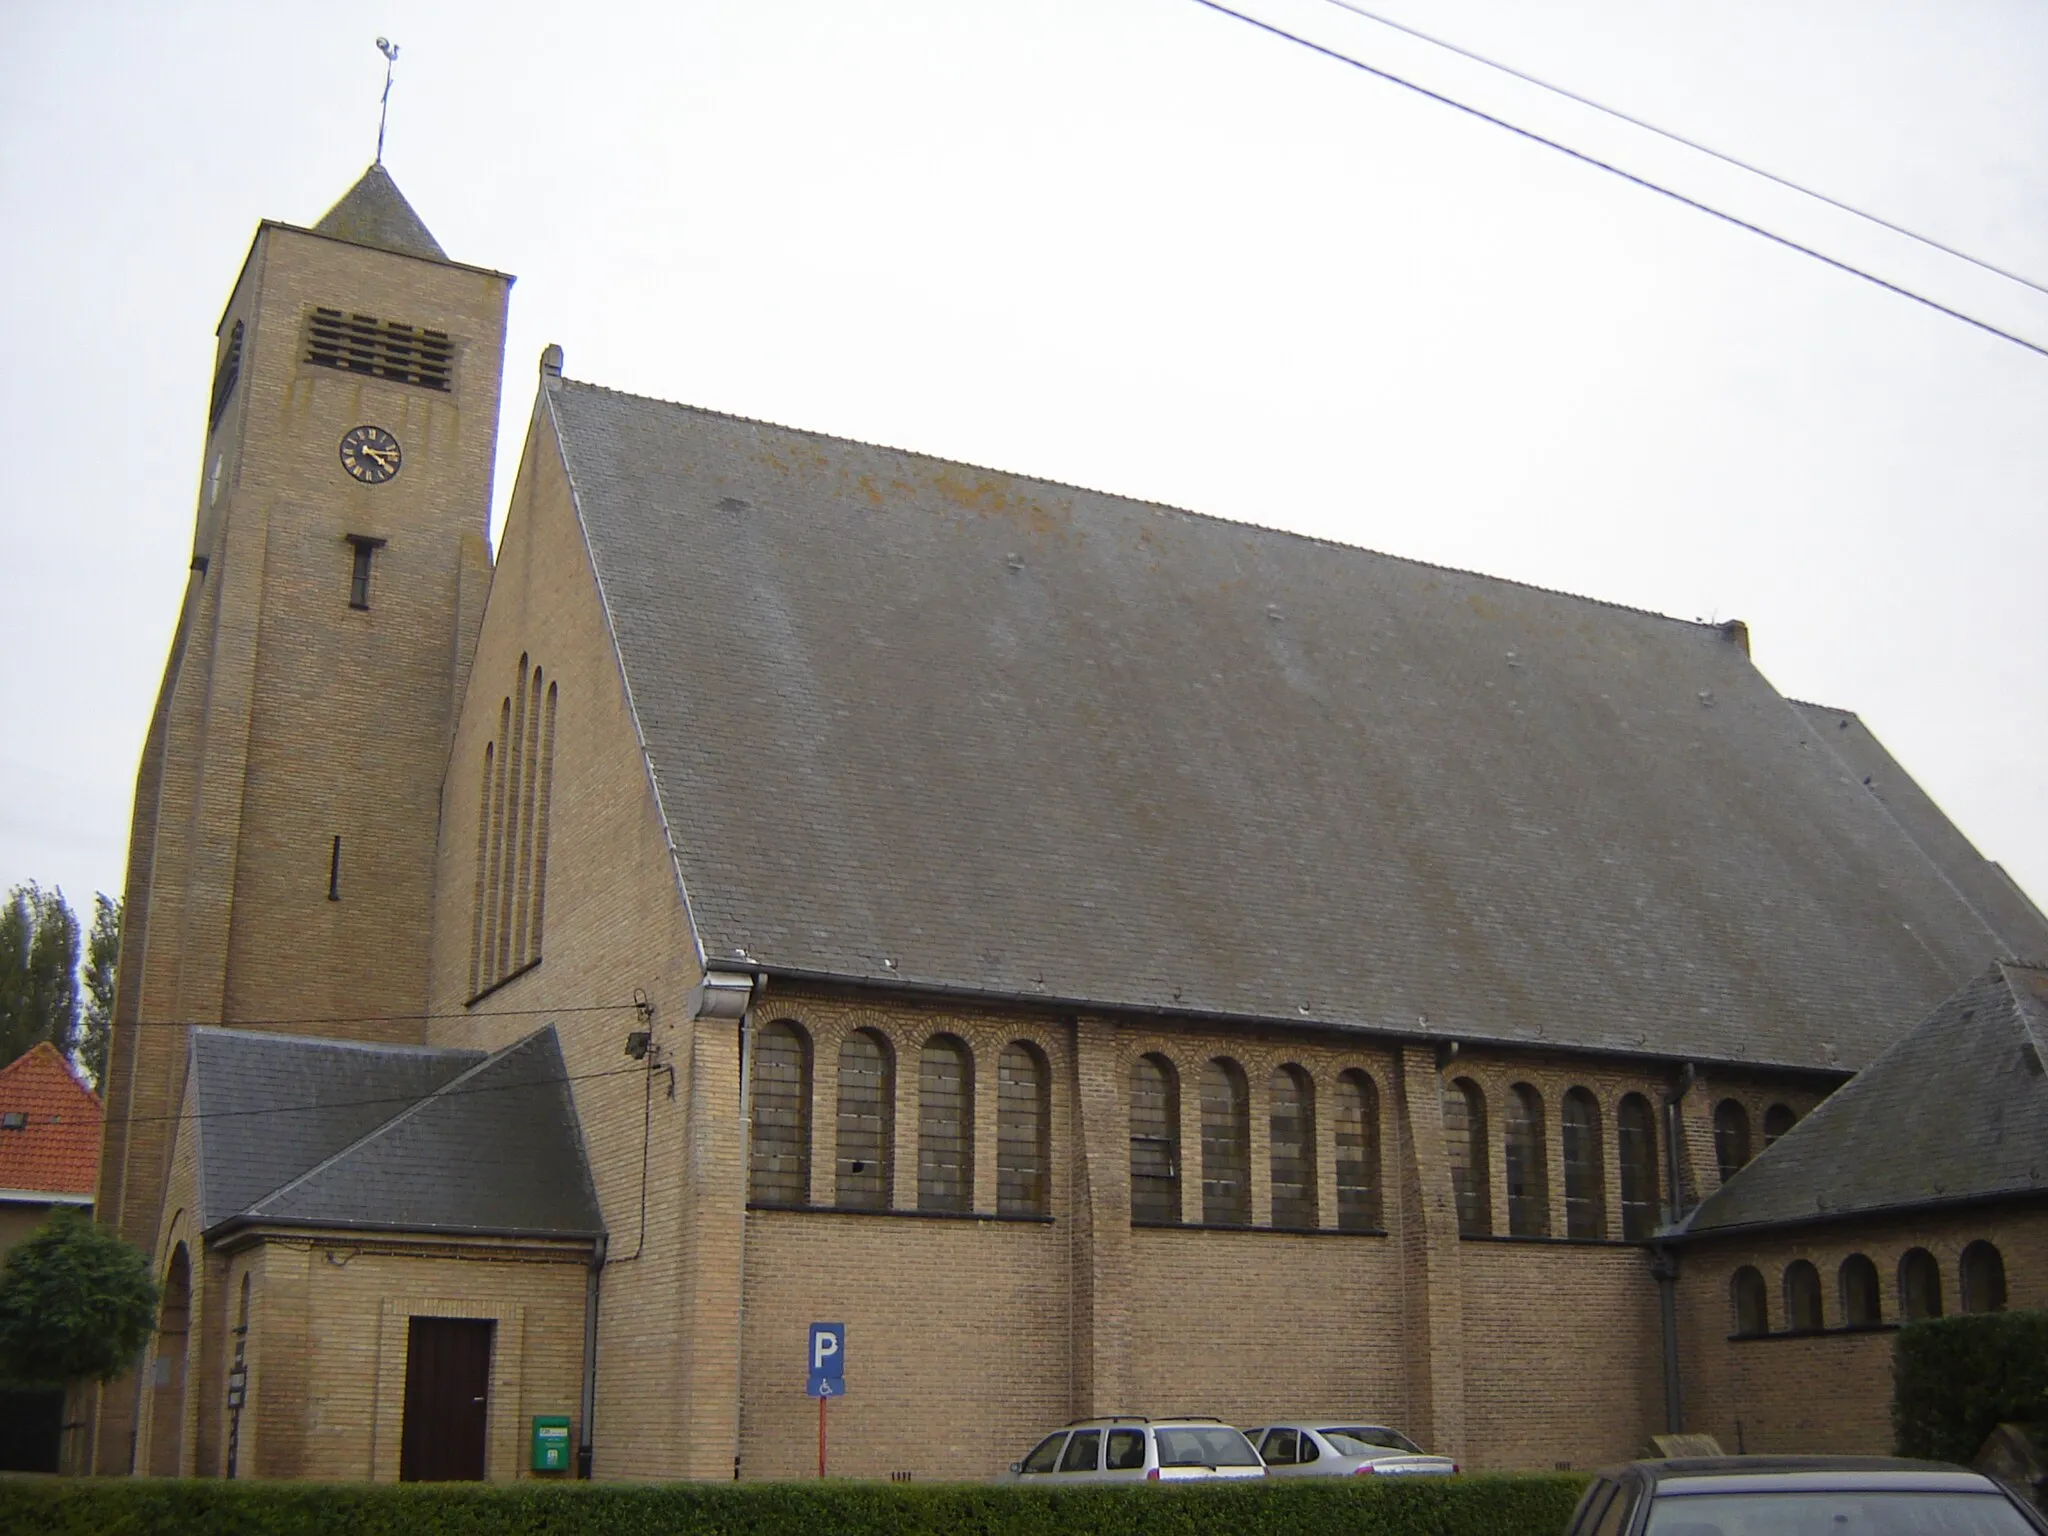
{"left": 1784, "top": 1260, "right": 1823, "bottom": 1331}
{"left": 1269, "top": 1065, "right": 1317, "bottom": 1228}
{"left": 997, "top": 1042, "right": 1050, "bottom": 1217}
{"left": 1961, "top": 1241, "right": 2007, "bottom": 1314}
{"left": 1334, "top": 1070, "right": 1381, "bottom": 1231}
{"left": 1713, "top": 1099, "right": 1752, "bottom": 1182}
{"left": 1617, "top": 1093, "right": 1659, "bottom": 1241}
{"left": 1840, "top": 1254, "right": 1881, "bottom": 1326}
{"left": 1201, "top": 1059, "right": 1251, "bottom": 1225}
{"left": 918, "top": 1035, "right": 973, "bottom": 1213}
{"left": 1731, "top": 1265, "right": 1768, "bottom": 1337}
{"left": 1129, "top": 1054, "right": 1180, "bottom": 1223}
{"left": 1505, "top": 1083, "right": 1549, "bottom": 1237}
{"left": 1900, "top": 1247, "right": 1944, "bottom": 1321}
{"left": 749, "top": 1020, "right": 811, "bottom": 1204}
{"left": 1763, "top": 1103, "right": 1796, "bottom": 1147}
{"left": 835, "top": 1029, "right": 893, "bottom": 1210}
{"left": 1444, "top": 1078, "right": 1491, "bottom": 1236}
{"left": 1561, "top": 1087, "right": 1605, "bottom": 1239}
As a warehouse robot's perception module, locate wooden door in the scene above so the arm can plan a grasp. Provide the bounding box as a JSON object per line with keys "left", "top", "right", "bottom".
{"left": 399, "top": 1317, "right": 494, "bottom": 1481}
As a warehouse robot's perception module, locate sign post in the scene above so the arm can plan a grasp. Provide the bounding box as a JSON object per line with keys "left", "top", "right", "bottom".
{"left": 806, "top": 1322, "right": 845, "bottom": 1479}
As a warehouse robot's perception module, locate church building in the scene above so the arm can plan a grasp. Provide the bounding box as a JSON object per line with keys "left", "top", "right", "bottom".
{"left": 89, "top": 166, "right": 2048, "bottom": 1482}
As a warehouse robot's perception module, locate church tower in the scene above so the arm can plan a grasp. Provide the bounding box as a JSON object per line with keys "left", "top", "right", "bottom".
{"left": 93, "top": 167, "right": 510, "bottom": 1469}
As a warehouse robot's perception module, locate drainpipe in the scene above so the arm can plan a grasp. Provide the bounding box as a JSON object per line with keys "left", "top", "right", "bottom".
{"left": 1655, "top": 1063, "right": 1698, "bottom": 1435}
{"left": 687, "top": 968, "right": 759, "bottom": 1482}
{"left": 577, "top": 1236, "right": 605, "bottom": 1479}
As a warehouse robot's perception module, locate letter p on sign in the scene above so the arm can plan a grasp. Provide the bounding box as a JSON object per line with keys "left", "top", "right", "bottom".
{"left": 807, "top": 1322, "right": 845, "bottom": 1397}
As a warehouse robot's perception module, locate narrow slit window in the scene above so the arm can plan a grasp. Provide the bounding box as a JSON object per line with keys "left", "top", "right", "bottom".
{"left": 326, "top": 836, "right": 341, "bottom": 901}
{"left": 345, "top": 534, "right": 385, "bottom": 610}
{"left": 468, "top": 659, "right": 558, "bottom": 1001}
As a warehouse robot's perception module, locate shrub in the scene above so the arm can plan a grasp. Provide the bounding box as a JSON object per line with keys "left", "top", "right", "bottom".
{"left": 0, "top": 1472, "right": 1587, "bottom": 1536}
{"left": 1894, "top": 1309, "right": 2048, "bottom": 1463}
{"left": 0, "top": 1210, "right": 158, "bottom": 1385}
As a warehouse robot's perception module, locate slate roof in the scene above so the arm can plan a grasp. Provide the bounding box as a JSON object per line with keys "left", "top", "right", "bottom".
{"left": 311, "top": 163, "right": 448, "bottom": 262}
{"left": 1795, "top": 703, "right": 2048, "bottom": 963}
{"left": 1678, "top": 962, "right": 2048, "bottom": 1235}
{"left": 190, "top": 1028, "right": 602, "bottom": 1241}
{"left": 546, "top": 377, "right": 2020, "bottom": 1073}
{"left": 0, "top": 1043, "right": 101, "bottom": 1200}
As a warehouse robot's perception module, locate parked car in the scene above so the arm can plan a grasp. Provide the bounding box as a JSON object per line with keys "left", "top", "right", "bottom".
{"left": 1563, "top": 1456, "right": 2048, "bottom": 1534}
{"left": 1005, "top": 1416, "right": 1267, "bottom": 1483}
{"left": 1244, "top": 1421, "right": 1457, "bottom": 1477}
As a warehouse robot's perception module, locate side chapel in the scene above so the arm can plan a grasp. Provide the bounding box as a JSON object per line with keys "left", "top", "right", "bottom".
{"left": 90, "top": 167, "right": 2048, "bottom": 1482}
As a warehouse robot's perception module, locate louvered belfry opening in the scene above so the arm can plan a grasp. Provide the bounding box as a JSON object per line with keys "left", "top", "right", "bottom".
{"left": 306, "top": 307, "right": 454, "bottom": 391}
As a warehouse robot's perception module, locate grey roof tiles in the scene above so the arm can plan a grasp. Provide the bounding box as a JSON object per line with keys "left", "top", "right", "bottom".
{"left": 311, "top": 163, "right": 448, "bottom": 262}
{"left": 191, "top": 1027, "right": 602, "bottom": 1240}
{"left": 1679, "top": 962, "right": 2048, "bottom": 1234}
{"left": 547, "top": 377, "right": 2022, "bottom": 1073}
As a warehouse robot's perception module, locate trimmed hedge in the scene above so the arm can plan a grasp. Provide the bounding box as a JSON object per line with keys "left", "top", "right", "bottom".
{"left": 1895, "top": 1310, "right": 2048, "bottom": 1463}
{"left": 0, "top": 1473, "right": 1587, "bottom": 1536}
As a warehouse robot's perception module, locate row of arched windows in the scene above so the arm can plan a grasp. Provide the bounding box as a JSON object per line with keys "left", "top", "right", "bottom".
{"left": 1443, "top": 1079, "right": 1663, "bottom": 1240}
{"left": 748, "top": 1021, "right": 1053, "bottom": 1217}
{"left": 1127, "top": 1055, "right": 1384, "bottom": 1231}
{"left": 1731, "top": 1241, "right": 2008, "bottom": 1336}
{"left": 1713, "top": 1097, "right": 1801, "bottom": 1183}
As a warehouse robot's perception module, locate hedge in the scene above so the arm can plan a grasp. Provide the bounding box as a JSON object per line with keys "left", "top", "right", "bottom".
{"left": 1894, "top": 1309, "right": 2048, "bottom": 1463}
{"left": 0, "top": 1473, "right": 1588, "bottom": 1536}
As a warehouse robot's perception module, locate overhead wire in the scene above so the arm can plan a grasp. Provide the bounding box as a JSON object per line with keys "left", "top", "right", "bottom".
{"left": 1186, "top": 0, "right": 2048, "bottom": 361}
{"left": 107, "top": 1000, "right": 644, "bottom": 1030}
{"left": 103, "top": 1061, "right": 655, "bottom": 1130}
{"left": 1320, "top": 0, "right": 2048, "bottom": 299}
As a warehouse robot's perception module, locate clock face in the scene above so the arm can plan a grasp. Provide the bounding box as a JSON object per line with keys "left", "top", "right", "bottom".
{"left": 339, "top": 425, "right": 402, "bottom": 484}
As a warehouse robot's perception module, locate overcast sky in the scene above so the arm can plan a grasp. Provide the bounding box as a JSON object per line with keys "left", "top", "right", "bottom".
{"left": 3, "top": 0, "right": 2043, "bottom": 932}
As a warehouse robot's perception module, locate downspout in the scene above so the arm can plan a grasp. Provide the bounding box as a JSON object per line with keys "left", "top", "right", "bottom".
{"left": 1656, "top": 1063, "right": 1698, "bottom": 1435}
{"left": 578, "top": 1235, "right": 606, "bottom": 1478}
{"left": 733, "top": 976, "right": 764, "bottom": 1479}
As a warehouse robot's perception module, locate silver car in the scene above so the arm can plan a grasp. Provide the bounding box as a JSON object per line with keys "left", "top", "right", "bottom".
{"left": 1245, "top": 1422, "right": 1457, "bottom": 1477}
{"left": 1007, "top": 1416, "right": 1267, "bottom": 1483}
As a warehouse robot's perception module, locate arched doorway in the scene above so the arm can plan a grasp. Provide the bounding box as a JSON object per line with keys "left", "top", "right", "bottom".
{"left": 146, "top": 1244, "right": 191, "bottom": 1477}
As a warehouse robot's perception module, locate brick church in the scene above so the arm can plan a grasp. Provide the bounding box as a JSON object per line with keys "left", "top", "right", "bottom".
{"left": 88, "top": 165, "right": 2048, "bottom": 1482}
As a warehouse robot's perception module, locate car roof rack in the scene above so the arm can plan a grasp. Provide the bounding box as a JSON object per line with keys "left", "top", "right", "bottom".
{"left": 1065, "top": 1415, "right": 1149, "bottom": 1426}
{"left": 1161, "top": 1415, "right": 1226, "bottom": 1423}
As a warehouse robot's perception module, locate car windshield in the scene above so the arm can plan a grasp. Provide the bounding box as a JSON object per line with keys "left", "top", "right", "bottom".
{"left": 1154, "top": 1426, "right": 1262, "bottom": 1468}
{"left": 1644, "top": 1490, "right": 2038, "bottom": 1535}
{"left": 1321, "top": 1426, "right": 1424, "bottom": 1455}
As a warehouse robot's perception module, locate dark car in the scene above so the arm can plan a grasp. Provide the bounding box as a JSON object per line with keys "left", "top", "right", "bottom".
{"left": 1564, "top": 1456, "right": 2048, "bottom": 1535}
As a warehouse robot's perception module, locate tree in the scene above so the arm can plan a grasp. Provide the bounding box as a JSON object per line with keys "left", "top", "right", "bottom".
{"left": 0, "top": 883, "right": 80, "bottom": 1068}
{"left": 77, "top": 894, "right": 120, "bottom": 1088}
{"left": 0, "top": 1210, "right": 159, "bottom": 1385}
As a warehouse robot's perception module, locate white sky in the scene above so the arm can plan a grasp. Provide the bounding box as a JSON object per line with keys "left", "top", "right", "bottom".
{"left": 3, "top": 0, "right": 2043, "bottom": 930}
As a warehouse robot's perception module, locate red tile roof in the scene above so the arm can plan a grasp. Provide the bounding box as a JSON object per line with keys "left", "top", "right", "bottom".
{"left": 0, "top": 1043, "right": 102, "bottom": 1201}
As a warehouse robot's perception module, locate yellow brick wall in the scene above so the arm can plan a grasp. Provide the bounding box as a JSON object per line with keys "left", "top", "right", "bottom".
{"left": 1677, "top": 1204, "right": 2048, "bottom": 1455}
{"left": 236, "top": 1235, "right": 588, "bottom": 1482}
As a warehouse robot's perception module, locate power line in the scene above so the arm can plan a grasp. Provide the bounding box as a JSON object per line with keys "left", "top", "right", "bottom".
{"left": 1321, "top": 0, "right": 2048, "bottom": 299}
{"left": 1187, "top": 0, "right": 2048, "bottom": 361}
{"left": 109, "top": 1000, "right": 644, "bottom": 1030}
{"left": 105, "top": 1061, "right": 653, "bottom": 1130}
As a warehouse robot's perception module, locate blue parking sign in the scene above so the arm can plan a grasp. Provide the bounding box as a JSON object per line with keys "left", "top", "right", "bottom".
{"left": 807, "top": 1322, "right": 845, "bottom": 1397}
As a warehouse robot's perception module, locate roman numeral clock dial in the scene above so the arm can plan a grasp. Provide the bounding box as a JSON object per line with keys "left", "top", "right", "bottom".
{"left": 339, "top": 425, "right": 402, "bottom": 484}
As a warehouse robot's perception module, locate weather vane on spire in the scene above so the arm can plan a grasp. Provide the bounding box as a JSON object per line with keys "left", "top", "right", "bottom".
{"left": 374, "top": 37, "right": 400, "bottom": 164}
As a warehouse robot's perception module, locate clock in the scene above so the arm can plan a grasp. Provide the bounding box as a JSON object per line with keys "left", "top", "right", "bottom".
{"left": 339, "top": 425, "right": 402, "bottom": 484}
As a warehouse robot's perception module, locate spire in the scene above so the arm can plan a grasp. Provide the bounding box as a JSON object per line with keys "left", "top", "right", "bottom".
{"left": 312, "top": 163, "right": 448, "bottom": 262}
